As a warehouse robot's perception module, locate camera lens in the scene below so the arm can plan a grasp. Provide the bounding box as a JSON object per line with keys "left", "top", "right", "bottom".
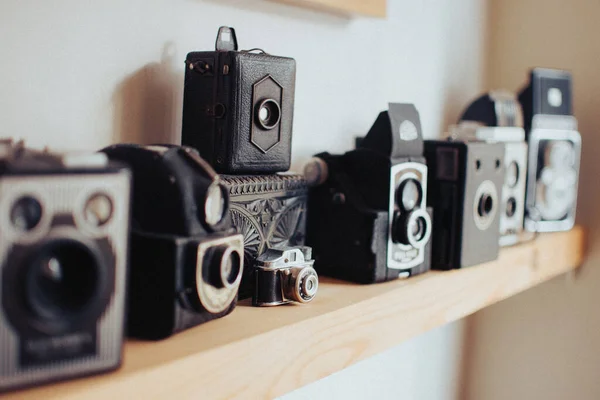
{"left": 255, "top": 99, "right": 281, "bottom": 130}
{"left": 204, "top": 245, "right": 241, "bottom": 288}
{"left": 547, "top": 141, "right": 574, "bottom": 168}
{"left": 397, "top": 179, "right": 422, "bottom": 211}
{"left": 291, "top": 267, "right": 318, "bottom": 303}
{"left": 411, "top": 216, "right": 427, "bottom": 242}
{"left": 204, "top": 183, "right": 226, "bottom": 227}
{"left": 478, "top": 193, "right": 494, "bottom": 218}
{"left": 506, "top": 197, "right": 517, "bottom": 218}
{"left": 26, "top": 240, "right": 99, "bottom": 319}
{"left": 11, "top": 196, "right": 42, "bottom": 232}
{"left": 84, "top": 193, "right": 113, "bottom": 227}
{"left": 392, "top": 209, "right": 431, "bottom": 248}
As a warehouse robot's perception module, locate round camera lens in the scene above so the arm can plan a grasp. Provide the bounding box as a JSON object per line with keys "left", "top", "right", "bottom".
{"left": 506, "top": 161, "right": 519, "bottom": 188}
{"left": 205, "top": 183, "right": 226, "bottom": 227}
{"left": 84, "top": 193, "right": 113, "bottom": 227}
{"left": 255, "top": 99, "right": 281, "bottom": 130}
{"left": 397, "top": 179, "right": 422, "bottom": 211}
{"left": 222, "top": 250, "right": 241, "bottom": 286}
{"left": 11, "top": 196, "right": 42, "bottom": 232}
{"left": 295, "top": 268, "right": 318, "bottom": 303}
{"left": 302, "top": 274, "right": 318, "bottom": 298}
{"left": 27, "top": 241, "right": 99, "bottom": 319}
{"left": 506, "top": 197, "right": 517, "bottom": 218}
{"left": 478, "top": 193, "right": 494, "bottom": 218}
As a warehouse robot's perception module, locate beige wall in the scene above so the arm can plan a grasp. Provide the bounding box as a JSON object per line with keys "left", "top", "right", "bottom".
{"left": 464, "top": 1, "right": 600, "bottom": 399}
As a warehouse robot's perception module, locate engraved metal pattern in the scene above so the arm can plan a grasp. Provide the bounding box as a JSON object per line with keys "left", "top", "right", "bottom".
{"left": 0, "top": 172, "right": 130, "bottom": 391}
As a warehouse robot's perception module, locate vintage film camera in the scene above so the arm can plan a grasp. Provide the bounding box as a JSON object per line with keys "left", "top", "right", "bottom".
{"left": 518, "top": 68, "right": 581, "bottom": 232}
{"left": 0, "top": 140, "right": 130, "bottom": 392}
{"left": 454, "top": 90, "right": 528, "bottom": 246}
{"left": 102, "top": 144, "right": 243, "bottom": 340}
{"left": 305, "top": 103, "right": 432, "bottom": 283}
{"left": 220, "top": 174, "right": 308, "bottom": 299}
{"left": 424, "top": 137, "right": 504, "bottom": 269}
{"left": 182, "top": 26, "right": 296, "bottom": 174}
{"left": 253, "top": 246, "right": 318, "bottom": 306}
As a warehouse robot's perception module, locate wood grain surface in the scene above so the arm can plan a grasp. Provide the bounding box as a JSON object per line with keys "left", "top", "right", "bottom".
{"left": 4, "top": 227, "right": 586, "bottom": 400}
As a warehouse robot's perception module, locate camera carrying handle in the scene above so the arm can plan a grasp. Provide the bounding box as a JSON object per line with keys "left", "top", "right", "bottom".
{"left": 215, "top": 26, "right": 238, "bottom": 51}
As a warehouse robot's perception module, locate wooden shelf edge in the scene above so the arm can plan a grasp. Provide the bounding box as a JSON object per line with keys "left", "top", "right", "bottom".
{"left": 268, "top": 0, "right": 387, "bottom": 18}
{"left": 6, "top": 227, "right": 585, "bottom": 400}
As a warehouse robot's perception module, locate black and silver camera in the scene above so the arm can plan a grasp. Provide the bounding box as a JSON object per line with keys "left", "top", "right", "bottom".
{"left": 305, "top": 103, "right": 432, "bottom": 283}
{"left": 253, "top": 246, "right": 318, "bottom": 306}
{"left": 424, "top": 138, "right": 504, "bottom": 269}
{"left": 455, "top": 90, "right": 528, "bottom": 246}
{"left": 102, "top": 144, "right": 244, "bottom": 340}
{"left": 182, "top": 26, "right": 296, "bottom": 174}
{"left": 518, "top": 68, "right": 581, "bottom": 232}
{"left": 0, "top": 140, "right": 130, "bottom": 392}
{"left": 220, "top": 173, "right": 308, "bottom": 299}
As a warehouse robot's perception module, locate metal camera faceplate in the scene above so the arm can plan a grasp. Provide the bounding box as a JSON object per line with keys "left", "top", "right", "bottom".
{"left": 195, "top": 234, "right": 244, "bottom": 314}
{"left": 387, "top": 162, "right": 431, "bottom": 271}
{"left": 0, "top": 172, "right": 130, "bottom": 391}
{"left": 251, "top": 75, "right": 284, "bottom": 153}
{"left": 525, "top": 121, "right": 581, "bottom": 232}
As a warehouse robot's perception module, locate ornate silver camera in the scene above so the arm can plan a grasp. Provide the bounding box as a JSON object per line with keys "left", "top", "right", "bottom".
{"left": 0, "top": 140, "right": 130, "bottom": 392}
{"left": 455, "top": 91, "right": 528, "bottom": 246}
{"left": 253, "top": 246, "right": 318, "bottom": 306}
{"left": 519, "top": 68, "right": 581, "bottom": 232}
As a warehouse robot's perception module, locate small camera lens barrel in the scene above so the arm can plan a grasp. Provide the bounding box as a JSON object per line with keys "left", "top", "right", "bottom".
{"left": 506, "top": 197, "right": 517, "bottom": 218}
{"left": 397, "top": 179, "right": 422, "bottom": 211}
{"left": 506, "top": 161, "right": 519, "bottom": 188}
{"left": 287, "top": 267, "right": 318, "bottom": 303}
{"left": 11, "top": 196, "right": 42, "bottom": 232}
{"left": 205, "top": 245, "right": 242, "bottom": 289}
{"left": 392, "top": 209, "right": 432, "bottom": 248}
{"left": 478, "top": 193, "right": 494, "bottom": 218}
{"left": 25, "top": 239, "right": 100, "bottom": 320}
{"left": 255, "top": 99, "right": 281, "bottom": 130}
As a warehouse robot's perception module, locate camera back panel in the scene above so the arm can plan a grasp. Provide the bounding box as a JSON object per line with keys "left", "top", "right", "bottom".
{"left": 182, "top": 32, "right": 296, "bottom": 174}
{"left": 425, "top": 140, "right": 504, "bottom": 269}
{"left": 0, "top": 170, "right": 130, "bottom": 391}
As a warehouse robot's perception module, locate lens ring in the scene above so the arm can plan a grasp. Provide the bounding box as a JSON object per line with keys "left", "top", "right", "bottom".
{"left": 255, "top": 99, "right": 281, "bottom": 130}
{"left": 11, "top": 196, "right": 43, "bottom": 232}
{"left": 220, "top": 248, "right": 242, "bottom": 289}
{"left": 295, "top": 267, "right": 318, "bottom": 303}
{"left": 83, "top": 193, "right": 114, "bottom": 228}
{"left": 506, "top": 197, "right": 517, "bottom": 218}
{"left": 405, "top": 209, "right": 432, "bottom": 248}
{"left": 473, "top": 180, "right": 499, "bottom": 230}
{"left": 204, "top": 183, "right": 226, "bottom": 228}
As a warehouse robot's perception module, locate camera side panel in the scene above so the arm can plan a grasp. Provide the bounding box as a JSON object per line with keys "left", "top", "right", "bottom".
{"left": 499, "top": 141, "right": 527, "bottom": 246}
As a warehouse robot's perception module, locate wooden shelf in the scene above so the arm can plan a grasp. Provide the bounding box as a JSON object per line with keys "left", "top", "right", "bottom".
{"left": 5, "top": 227, "right": 585, "bottom": 400}
{"left": 269, "top": 0, "right": 387, "bottom": 18}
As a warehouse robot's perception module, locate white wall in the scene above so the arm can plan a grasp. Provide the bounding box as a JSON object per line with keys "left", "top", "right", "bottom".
{"left": 0, "top": 0, "right": 489, "bottom": 398}
{"left": 464, "top": 1, "right": 600, "bottom": 399}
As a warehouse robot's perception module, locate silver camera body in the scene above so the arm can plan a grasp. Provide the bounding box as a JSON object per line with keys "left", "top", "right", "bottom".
{"left": 253, "top": 246, "right": 318, "bottom": 306}
{"left": 450, "top": 123, "right": 528, "bottom": 246}
{"left": 519, "top": 68, "right": 581, "bottom": 232}
{"left": 0, "top": 142, "right": 130, "bottom": 392}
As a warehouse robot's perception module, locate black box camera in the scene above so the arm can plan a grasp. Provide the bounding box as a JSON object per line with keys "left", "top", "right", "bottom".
{"left": 0, "top": 140, "right": 130, "bottom": 392}
{"left": 102, "top": 144, "right": 243, "bottom": 340}
{"left": 182, "top": 26, "right": 296, "bottom": 174}
{"left": 305, "top": 104, "right": 432, "bottom": 283}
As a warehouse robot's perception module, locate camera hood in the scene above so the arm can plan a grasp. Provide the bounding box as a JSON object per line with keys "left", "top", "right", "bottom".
{"left": 359, "top": 103, "right": 424, "bottom": 159}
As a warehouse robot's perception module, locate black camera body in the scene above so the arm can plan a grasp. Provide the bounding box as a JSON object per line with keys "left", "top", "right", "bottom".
{"left": 182, "top": 26, "right": 296, "bottom": 174}
{"left": 518, "top": 68, "right": 581, "bottom": 232}
{"left": 424, "top": 139, "right": 504, "bottom": 269}
{"left": 102, "top": 144, "right": 243, "bottom": 340}
{"left": 0, "top": 140, "right": 131, "bottom": 392}
{"left": 220, "top": 173, "right": 308, "bottom": 298}
{"left": 305, "top": 104, "right": 432, "bottom": 284}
